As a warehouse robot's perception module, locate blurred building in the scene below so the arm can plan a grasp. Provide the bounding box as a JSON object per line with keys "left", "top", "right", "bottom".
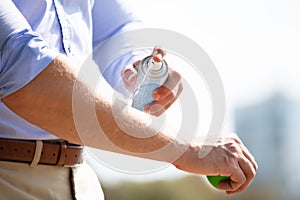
{"left": 235, "top": 92, "right": 300, "bottom": 200}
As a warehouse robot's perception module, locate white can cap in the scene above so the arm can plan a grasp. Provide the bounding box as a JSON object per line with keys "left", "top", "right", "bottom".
{"left": 148, "top": 53, "right": 163, "bottom": 70}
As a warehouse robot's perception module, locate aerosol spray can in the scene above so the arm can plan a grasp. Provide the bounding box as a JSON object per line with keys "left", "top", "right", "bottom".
{"left": 132, "top": 53, "right": 168, "bottom": 111}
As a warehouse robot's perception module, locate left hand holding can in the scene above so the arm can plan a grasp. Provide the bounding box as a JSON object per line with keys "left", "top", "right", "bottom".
{"left": 121, "top": 46, "right": 183, "bottom": 116}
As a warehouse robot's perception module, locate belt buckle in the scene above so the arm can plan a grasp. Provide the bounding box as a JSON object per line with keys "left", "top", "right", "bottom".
{"left": 62, "top": 143, "right": 84, "bottom": 167}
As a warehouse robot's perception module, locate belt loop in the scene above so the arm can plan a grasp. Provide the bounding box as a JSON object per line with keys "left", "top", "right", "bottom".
{"left": 29, "top": 140, "right": 43, "bottom": 168}
{"left": 57, "top": 140, "right": 67, "bottom": 166}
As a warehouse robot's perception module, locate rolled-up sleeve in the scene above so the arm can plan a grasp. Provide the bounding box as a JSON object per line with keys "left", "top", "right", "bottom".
{"left": 92, "top": 0, "right": 145, "bottom": 90}
{"left": 0, "top": 0, "right": 58, "bottom": 98}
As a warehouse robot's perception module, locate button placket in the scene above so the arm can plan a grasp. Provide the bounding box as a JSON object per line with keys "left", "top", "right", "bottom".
{"left": 53, "top": 0, "right": 73, "bottom": 56}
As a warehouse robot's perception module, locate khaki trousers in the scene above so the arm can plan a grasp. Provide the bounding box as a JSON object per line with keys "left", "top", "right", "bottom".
{"left": 0, "top": 160, "right": 104, "bottom": 200}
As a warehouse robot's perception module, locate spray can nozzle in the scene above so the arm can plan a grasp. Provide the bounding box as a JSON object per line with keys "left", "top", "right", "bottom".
{"left": 152, "top": 53, "right": 163, "bottom": 62}
{"left": 148, "top": 51, "right": 164, "bottom": 71}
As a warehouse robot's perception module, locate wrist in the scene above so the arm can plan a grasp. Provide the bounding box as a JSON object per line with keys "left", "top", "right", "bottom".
{"left": 172, "top": 144, "right": 199, "bottom": 171}
{"left": 172, "top": 142, "right": 216, "bottom": 176}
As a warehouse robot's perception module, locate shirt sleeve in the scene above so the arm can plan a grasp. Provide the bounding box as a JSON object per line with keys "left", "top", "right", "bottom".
{"left": 91, "top": 0, "right": 147, "bottom": 91}
{"left": 0, "top": 0, "right": 58, "bottom": 98}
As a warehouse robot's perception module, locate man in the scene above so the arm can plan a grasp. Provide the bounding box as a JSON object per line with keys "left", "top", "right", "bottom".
{"left": 0, "top": 0, "right": 257, "bottom": 199}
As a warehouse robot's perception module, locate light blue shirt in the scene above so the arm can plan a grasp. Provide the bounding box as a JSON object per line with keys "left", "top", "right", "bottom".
{"left": 0, "top": 0, "right": 141, "bottom": 139}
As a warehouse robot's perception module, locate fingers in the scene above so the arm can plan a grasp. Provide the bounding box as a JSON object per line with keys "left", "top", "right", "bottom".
{"left": 154, "top": 68, "right": 181, "bottom": 97}
{"left": 240, "top": 144, "right": 258, "bottom": 173}
{"left": 144, "top": 83, "right": 183, "bottom": 116}
{"left": 152, "top": 85, "right": 172, "bottom": 100}
{"left": 121, "top": 67, "right": 137, "bottom": 84}
{"left": 230, "top": 145, "right": 257, "bottom": 194}
{"left": 225, "top": 154, "right": 256, "bottom": 194}
{"left": 143, "top": 89, "right": 176, "bottom": 116}
{"left": 142, "top": 59, "right": 182, "bottom": 116}
{"left": 227, "top": 133, "right": 258, "bottom": 173}
{"left": 217, "top": 135, "right": 257, "bottom": 194}
{"left": 218, "top": 162, "right": 246, "bottom": 192}
{"left": 151, "top": 46, "right": 166, "bottom": 60}
{"left": 121, "top": 46, "right": 182, "bottom": 116}
{"left": 121, "top": 61, "right": 140, "bottom": 91}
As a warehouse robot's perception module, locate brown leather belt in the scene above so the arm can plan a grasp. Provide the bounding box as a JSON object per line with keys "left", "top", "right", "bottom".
{"left": 0, "top": 138, "right": 83, "bottom": 166}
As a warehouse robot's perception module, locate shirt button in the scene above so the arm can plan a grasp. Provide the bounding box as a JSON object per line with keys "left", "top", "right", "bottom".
{"left": 67, "top": 46, "right": 74, "bottom": 56}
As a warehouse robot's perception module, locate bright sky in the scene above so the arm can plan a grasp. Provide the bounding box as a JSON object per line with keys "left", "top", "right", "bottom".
{"left": 90, "top": 0, "right": 300, "bottom": 184}
{"left": 128, "top": 0, "right": 300, "bottom": 105}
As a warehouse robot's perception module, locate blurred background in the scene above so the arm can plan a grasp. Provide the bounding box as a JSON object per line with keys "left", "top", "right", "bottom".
{"left": 89, "top": 0, "right": 300, "bottom": 199}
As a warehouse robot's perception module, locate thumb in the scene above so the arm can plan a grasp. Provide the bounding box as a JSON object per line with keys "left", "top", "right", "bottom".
{"left": 122, "top": 60, "right": 140, "bottom": 85}
{"left": 121, "top": 66, "right": 137, "bottom": 85}
{"left": 121, "top": 63, "right": 139, "bottom": 92}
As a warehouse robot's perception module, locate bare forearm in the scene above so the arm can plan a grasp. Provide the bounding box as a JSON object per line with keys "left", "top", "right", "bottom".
{"left": 2, "top": 54, "right": 258, "bottom": 193}
{"left": 2, "top": 54, "right": 183, "bottom": 162}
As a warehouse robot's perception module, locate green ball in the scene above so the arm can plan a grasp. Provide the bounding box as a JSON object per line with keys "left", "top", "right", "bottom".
{"left": 207, "top": 175, "right": 231, "bottom": 189}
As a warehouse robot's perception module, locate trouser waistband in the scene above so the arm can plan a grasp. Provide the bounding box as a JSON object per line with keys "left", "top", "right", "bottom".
{"left": 0, "top": 138, "right": 83, "bottom": 166}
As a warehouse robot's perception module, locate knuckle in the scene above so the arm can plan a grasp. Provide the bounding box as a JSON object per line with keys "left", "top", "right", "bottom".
{"left": 226, "top": 143, "right": 241, "bottom": 155}
{"left": 224, "top": 154, "right": 238, "bottom": 168}
{"left": 241, "top": 174, "right": 247, "bottom": 183}
{"left": 227, "top": 133, "right": 242, "bottom": 143}
{"left": 229, "top": 143, "right": 240, "bottom": 151}
{"left": 226, "top": 152, "right": 239, "bottom": 163}
{"left": 232, "top": 181, "right": 243, "bottom": 191}
{"left": 248, "top": 168, "right": 256, "bottom": 179}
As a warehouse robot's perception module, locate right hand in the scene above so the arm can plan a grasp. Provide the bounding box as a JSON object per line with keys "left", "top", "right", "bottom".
{"left": 172, "top": 133, "right": 258, "bottom": 195}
